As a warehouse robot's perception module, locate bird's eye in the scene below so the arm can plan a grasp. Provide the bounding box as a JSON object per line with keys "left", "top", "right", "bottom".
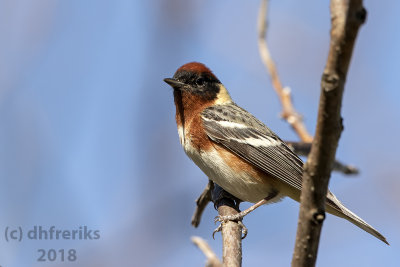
{"left": 196, "top": 78, "right": 205, "bottom": 86}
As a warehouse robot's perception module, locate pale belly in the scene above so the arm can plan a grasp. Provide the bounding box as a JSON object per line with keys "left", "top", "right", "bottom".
{"left": 185, "top": 145, "right": 278, "bottom": 203}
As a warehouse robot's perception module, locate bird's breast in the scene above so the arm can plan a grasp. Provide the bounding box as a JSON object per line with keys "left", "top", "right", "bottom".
{"left": 175, "top": 108, "right": 282, "bottom": 203}
{"left": 181, "top": 134, "right": 280, "bottom": 203}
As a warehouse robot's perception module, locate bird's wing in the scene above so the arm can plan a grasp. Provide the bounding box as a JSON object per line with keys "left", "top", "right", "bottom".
{"left": 201, "top": 104, "right": 304, "bottom": 191}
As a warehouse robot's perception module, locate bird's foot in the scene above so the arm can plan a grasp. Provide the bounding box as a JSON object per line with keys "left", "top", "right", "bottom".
{"left": 212, "top": 214, "right": 248, "bottom": 239}
{"left": 214, "top": 210, "right": 247, "bottom": 223}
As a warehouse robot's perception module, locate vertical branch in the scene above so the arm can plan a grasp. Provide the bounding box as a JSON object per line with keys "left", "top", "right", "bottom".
{"left": 218, "top": 205, "right": 242, "bottom": 267}
{"left": 192, "top": 184, "right": 243, "bottom": 266}
{"left": 292, "top": 1, "right": 366, "bottom": 266}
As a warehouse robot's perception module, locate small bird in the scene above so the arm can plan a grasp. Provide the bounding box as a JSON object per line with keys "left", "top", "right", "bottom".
{"left": 164, "top": 62, "right": 388, "bottom": 245}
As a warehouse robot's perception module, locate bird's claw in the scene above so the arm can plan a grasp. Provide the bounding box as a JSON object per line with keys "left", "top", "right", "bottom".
{"left": 238, "top": 221, "right": 248, "bottom": 239}
{"left": 212, "top": 224, "right": 222, "bottom": 239}
{"left": 212, "top": 214, "right": 248, "bottom": 239}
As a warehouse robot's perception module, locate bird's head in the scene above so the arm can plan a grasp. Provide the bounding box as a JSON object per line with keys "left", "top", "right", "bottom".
{"left": 164, "top": 62, "right": 232, "bottom": 104}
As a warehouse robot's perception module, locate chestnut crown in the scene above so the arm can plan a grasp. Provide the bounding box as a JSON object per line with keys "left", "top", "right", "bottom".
{"left": 164, "top": 62, "right": 222, "bottom": 100}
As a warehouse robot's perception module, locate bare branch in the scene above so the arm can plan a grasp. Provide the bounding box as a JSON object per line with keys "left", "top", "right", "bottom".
{"left": 193, "top": 185, "right": 243, "bottom": 266}
{"left": 217, "top": 204, "right": 243, "bottom": 267}
{"left": 286, "top": 141, "right": 359, "bottom": 175}
{"left": 332, "top": 159, "right": 359, "bottom": 175}
{"left": 192, "top": 180, "right": 214, "bottom": 227}
{"left": 258, "top": 0, "right": 313, "bottom": 143}
{"left": 292, "top": 1, "right": 366, "bottom": 266}
{"left": 192, "top": 236, "right": 222, "bottom": 267}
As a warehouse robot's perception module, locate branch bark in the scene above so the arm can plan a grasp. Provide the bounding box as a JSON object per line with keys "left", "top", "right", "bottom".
{"left": 217, "top": 203, "right": 243, "bottom": 267}
{"left": 292, "top": 1, "right": 366, "bottom": 266}
{"left": 192, "top": 185, "right": 243, "bottom": 266}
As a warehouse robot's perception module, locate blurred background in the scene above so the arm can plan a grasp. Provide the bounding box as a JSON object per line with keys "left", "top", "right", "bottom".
{"left": 0, "top": 0, "right": 399, "bottom": 266}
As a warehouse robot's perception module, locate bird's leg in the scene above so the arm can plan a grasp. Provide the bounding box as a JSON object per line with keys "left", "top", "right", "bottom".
{"left": 214, "top": 198, "right": 267, "bottom": 223}
{"left": 211, "top": 183, "right": 242, "bottom": 211}
{"left": 215, "top": 190, "right": 278, "bottom": 224}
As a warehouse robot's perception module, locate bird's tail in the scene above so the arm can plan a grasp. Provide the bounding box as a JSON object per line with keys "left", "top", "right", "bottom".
{"left": 325, "top": 191, "right": 389, "bottom": 245}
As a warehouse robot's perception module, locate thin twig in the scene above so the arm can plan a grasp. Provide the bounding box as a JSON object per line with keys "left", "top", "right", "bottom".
{"left": 286, "top": 141, "right": 359, "bottom": 175}
{"left": 258, "top": 0, "right": 313, "bottom": 143}
{"left": 292, "top": 1, "right": 366, "bottom": 266}
{"left": 332, "top": 160, "right": 359, "bottom": 175}
{"left": 192, "top": 180, "right": 214, "bottom": 227}
{"left": 192, "top": 236, "right": 222, "bottom": 267}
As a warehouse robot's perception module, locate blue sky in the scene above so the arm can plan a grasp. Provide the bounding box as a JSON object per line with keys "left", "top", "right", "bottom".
{"left": 0, "top": 0, "right": 399, "bottom": 266}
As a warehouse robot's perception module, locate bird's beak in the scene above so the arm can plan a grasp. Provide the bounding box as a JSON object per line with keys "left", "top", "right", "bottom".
{"left": 164, "top": 78, "right": 186, "bottom": 89}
